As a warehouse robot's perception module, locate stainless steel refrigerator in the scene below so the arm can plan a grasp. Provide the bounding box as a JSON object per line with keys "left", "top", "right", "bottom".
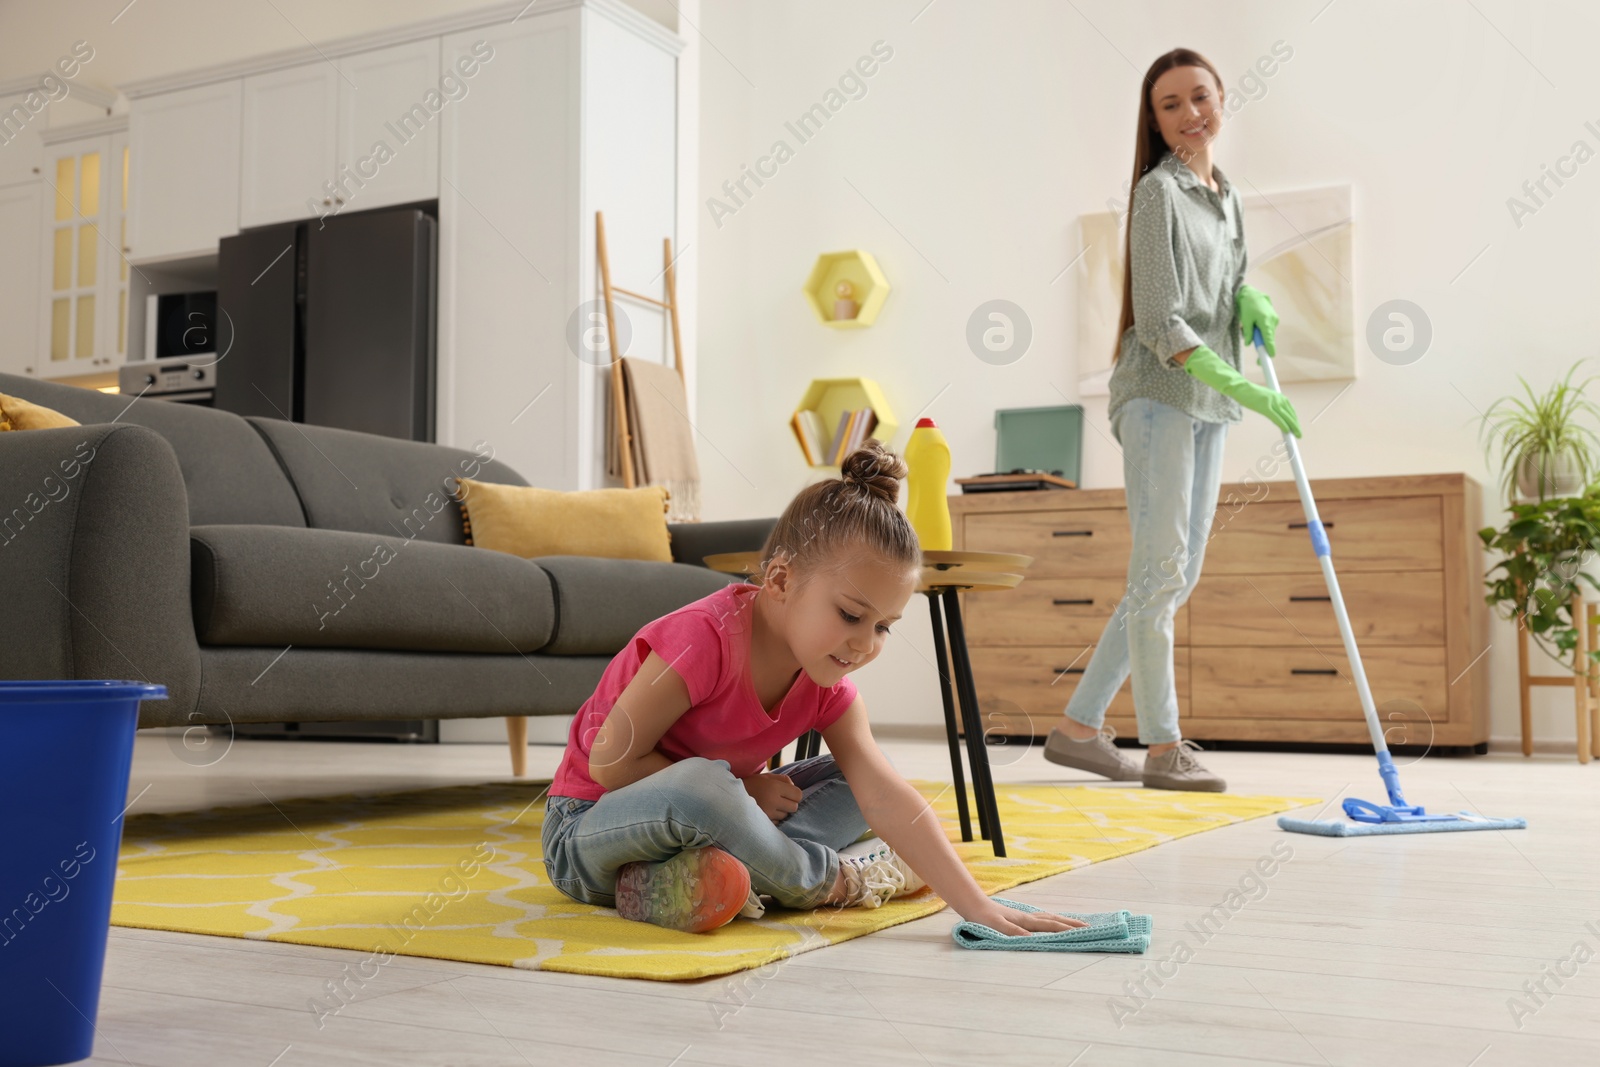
{"left": 214, "top": 204, "right": 437, "bottom": 442}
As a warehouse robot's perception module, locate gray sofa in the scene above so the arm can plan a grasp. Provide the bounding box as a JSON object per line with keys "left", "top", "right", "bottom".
{"left": 0, "top": 371, "right": 772, "bottom": 763}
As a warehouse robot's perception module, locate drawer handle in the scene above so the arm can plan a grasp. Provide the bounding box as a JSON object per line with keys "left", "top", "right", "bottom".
{"left": 1052, "top": 530, "right": 1094, "bottom": 537}
{"left": 1288, "top": 522, "right": 1334, "bottom": 530}
{"left": 1288, "top": 595, "right": 1332, "bottom": 602}
{"left": 1052, "top": 598, "right": 1095, "bottom": 606}
{"left": 1290, "top": 668, "right": 1339, "bottom": 675}
{"left": 1053, "top": 667, "right": 1085, "bottom": 674}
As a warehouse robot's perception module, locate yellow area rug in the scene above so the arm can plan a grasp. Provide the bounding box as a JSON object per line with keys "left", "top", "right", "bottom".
{"left": 110, "top": 779, "right": 1315, "bottom": 982}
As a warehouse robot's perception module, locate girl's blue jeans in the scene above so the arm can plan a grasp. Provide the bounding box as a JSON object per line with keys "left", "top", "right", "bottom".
{"left": 542, "top": 752, "right": 872, "bottom": 911}
{"left": 1064, "top": 397, "right": 1229, "bottom": 745}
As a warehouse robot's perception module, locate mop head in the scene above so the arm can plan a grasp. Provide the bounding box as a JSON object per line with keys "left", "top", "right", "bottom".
{"left": 1279, "top": 813, "right": 1528, "bottom": 836}
{"left": 952, "top": 898, "right": 1151, "bottom": 952}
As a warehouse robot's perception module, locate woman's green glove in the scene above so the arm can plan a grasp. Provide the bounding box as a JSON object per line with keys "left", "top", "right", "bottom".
{"left": 1182, "top": 345, "right": 1302, "bottom": 437}
{"left": 1236, "top": 284, "right": 1279, "bottom": 357}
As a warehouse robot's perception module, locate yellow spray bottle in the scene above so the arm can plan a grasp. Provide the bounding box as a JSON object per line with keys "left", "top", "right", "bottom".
{"left": 904, "top": 417, "right": 952, "bottom": 550}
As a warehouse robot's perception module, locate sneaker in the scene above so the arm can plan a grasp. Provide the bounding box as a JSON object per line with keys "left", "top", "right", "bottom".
{"left": 738, "top": 888, "right": 768, "bottom": 920}
{"left": 1043, "top": 723, "right": 1142, "bottom": 781}
{"left": 615, "top": 846, "right": 752, "bottom": 933}
{"left": 1142, "top": 740, "right": 1226, "bottom": 792}
{"left": 835, "top": 838, "right": 927, "bottom": 909}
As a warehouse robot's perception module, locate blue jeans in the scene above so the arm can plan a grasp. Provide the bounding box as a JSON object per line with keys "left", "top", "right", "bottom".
{"left": 1064, "top": 397, "right": 1228, "bottom": 745}
{"left": 541, "top": 753, "right": 872, "bottom": 911}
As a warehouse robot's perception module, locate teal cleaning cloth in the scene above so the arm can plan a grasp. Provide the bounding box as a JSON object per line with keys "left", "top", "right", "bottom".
{"left": 951, "top": 898, "right": 1152, "bottom": 953}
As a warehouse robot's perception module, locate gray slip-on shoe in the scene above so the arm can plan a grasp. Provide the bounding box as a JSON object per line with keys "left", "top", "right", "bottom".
{"left": 1142, "top": 739, "right": 1226, "bottom": 792}
{"left": 1043, "top": 723, "right": 1142, "bottom": 781}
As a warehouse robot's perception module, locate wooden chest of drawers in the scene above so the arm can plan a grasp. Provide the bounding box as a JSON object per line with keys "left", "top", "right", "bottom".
{"left": 949, "top": 473, "right": 1489, "bottom": 749}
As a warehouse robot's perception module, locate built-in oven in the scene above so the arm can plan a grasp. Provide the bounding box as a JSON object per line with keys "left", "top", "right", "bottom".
{"left": 118, "top": 356, "right": 216, "bottom": 404}
{"left": 125, "top": 290, "right": 221, "bottom": 404}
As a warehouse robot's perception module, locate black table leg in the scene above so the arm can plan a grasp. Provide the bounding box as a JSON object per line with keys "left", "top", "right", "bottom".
{"left": 943, "top": 585, "right": 1006, "bottom": 857}
{"left": 925, "top": 590, "right": 974, "bottom": 843}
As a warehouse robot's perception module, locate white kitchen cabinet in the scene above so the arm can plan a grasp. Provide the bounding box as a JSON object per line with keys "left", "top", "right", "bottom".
{"left": 0, "top": 182, "right": 42, "bottom": 378}
{"left": 35, "top": 125, "right": 130, "bottom": 379}
{"left": 0, "top": 121, "right": 43, "bottom": 188}
{"left": 112, "top": 0, "right": 681, "bottom": 481}
{"left": 126, "top": 80, "right": 240, "bottom": 262}
{"left": 239, "top": 62, "right": 339, "bottom": 228}
{"left": 336, "top": 38, "right": 441, "bottom": 214}
{"left": 239, "top": 39, "right": 440, "bottom": 229}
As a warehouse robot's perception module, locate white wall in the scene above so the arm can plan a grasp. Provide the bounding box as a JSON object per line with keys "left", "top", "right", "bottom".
{"left": 693, "top": 0, "right": 1600, "bottom": 748}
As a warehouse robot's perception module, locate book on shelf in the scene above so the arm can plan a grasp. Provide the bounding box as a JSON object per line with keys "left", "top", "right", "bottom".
{"left": 790, "top": 411, "right": 816, "bottom": 465}
{"left": 834, "top": 407, "right": 877, "bottom": 463}
{"left": 855, "top": 408, "right": 877, "bottom": 450}
{"left": 801, "top": 410, "right": 828, "bottom": 462}
{"left": 827, "top": 410, "right": 850, "bottom": 466}
{"left": 832, "top": 410, "right": 853, "bottom": 465}
{"left": 795, "top": 407, "right": 881, "bottom": 467}
{"left": 791, "top": 409, "right": 832, "bottom": 465}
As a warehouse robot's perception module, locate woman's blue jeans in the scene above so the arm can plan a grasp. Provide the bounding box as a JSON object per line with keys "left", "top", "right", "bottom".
{"left": 541, "top": 753, "right": 872, "bottom": 911}
{"left": 1064, "top": 397, "right": 1229, "bottom": 745}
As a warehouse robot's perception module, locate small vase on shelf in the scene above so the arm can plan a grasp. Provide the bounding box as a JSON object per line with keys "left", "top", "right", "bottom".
{"left": 832, "top": 280, "right": 860, "bottom": 322}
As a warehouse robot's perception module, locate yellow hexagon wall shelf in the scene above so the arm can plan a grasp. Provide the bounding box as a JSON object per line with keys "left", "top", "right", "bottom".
{"left": 790, "top": 377, "right": 898, "bottom": 468}
{"left": 804, "top": 250, "right": 889, "bottom": 328}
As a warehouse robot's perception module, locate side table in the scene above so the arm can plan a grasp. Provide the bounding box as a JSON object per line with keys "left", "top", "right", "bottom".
{"left": 703, "top": 549, "right": 1032, "bottom": 857}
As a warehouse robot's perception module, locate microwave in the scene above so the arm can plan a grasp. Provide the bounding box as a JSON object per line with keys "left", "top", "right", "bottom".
{"left": 145, "top": 291, "right": 218, "bottom": 361}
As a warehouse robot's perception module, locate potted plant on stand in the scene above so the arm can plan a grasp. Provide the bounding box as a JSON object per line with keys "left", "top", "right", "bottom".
{"left": 1478, "top": 360, "right": 1600, "bottom": 506}
{"left": 1480, "top": 489, "right": 1600, "bottom": 671}
{"left": 1477, "top": 359, "right": 1600, "bottom": 757}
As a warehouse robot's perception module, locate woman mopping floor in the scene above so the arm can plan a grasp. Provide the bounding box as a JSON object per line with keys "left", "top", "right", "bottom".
{"left": 1044, "top": 47, "right": 1302, "bottom": 793}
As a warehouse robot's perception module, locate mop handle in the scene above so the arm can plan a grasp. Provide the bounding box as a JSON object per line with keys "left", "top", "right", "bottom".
{"left": 1251, "top": 328, "right": 1391, "bottom": 762}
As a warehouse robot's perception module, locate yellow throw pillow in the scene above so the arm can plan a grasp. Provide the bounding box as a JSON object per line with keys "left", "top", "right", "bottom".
{"left": 0, "top": 393, "right": 81, "bottom": 432}
{"left": 455, "top": 479, "right": 673, "bottom": 562}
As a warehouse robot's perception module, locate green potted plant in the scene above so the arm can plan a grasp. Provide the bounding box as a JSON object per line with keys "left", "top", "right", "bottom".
{"left": 1479, "top": 489, "right": 1600, "bottom": 672}
{"left": 1478, "top": 360, "right": 1600, "bottom": 506}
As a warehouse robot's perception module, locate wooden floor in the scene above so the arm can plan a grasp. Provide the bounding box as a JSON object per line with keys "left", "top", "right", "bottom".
{"left": 82, "top": 733, "right": 1597, "bottom": 1066}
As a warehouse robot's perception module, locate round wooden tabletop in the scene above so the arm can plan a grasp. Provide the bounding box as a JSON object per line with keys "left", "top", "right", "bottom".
{"left": 920, "top": 570, "right": 1024, "bottom": 593}
{"left": 702, "top": 551, "right": 764, "bottom": 575}
{"left": 702, "top": 551, "right": 1026, "bottom": 594}
{"left": 921, "top": 549, "right": 1034, "bottom": 571}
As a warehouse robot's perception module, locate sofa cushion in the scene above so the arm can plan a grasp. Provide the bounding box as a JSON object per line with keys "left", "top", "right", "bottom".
{"left": 245, "top": 416, "right": 527, "bottom": 544}
{"left": 0, "top": 391, "right": 80, "bottom": 431}
{"left": 535, "top": 555, "right": 737, "bottom": 656}
{"left": 457, "top": 478, "right": 673, "bottom": 561}
{"left": 0, "top": 372, "right": 306, "bottom": 528}
{"left": 190, "top": 524, "right": 555, "bottom": 653}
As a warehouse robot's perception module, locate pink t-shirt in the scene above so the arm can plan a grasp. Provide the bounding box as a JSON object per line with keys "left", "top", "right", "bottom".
{"left": 549, "top": 581, "right": 859, "bottom": 801}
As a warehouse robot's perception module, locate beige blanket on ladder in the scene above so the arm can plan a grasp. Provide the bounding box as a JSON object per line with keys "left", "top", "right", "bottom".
{"left": 605, "top": 356, "right": 701, "bottom": 521}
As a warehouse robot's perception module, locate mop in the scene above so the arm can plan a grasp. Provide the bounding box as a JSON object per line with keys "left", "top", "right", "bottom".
{"left": 1247, "top": 327, "right": 1527, "bottom": 837}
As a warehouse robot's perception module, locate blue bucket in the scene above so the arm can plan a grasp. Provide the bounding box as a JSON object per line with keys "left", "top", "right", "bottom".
{"left": 0, "top": 680, "right": 166, "bottom": 1067}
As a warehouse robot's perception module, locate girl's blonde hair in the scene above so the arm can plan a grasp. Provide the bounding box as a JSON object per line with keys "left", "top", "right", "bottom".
{"left": 759, "top": 440, "right": 922, "bottom": 584}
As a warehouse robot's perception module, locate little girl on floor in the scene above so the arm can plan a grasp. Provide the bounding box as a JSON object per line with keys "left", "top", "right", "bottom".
{"left": 542, "top": 442, "right": 1088, "bottom": 935}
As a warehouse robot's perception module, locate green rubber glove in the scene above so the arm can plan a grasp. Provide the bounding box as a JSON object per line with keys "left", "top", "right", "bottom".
{"left": 1236, "top": 284, "right": 1279, "bottom": 357}
{"left": 1182, "top": 345, "right": 1302, "bottom": 438}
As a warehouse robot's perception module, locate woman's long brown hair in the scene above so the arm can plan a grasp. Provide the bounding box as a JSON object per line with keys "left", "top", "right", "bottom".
{"left": 1112, "top": 48, "right": 1226, "bottom": 364}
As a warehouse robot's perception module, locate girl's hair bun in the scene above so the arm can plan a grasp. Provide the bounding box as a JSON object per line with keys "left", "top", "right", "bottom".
{"left": 760, "top": 438, "right": 920, "bottom": 579}
{"left": 840, "top": 440, "right": 907, "bottom": 505}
